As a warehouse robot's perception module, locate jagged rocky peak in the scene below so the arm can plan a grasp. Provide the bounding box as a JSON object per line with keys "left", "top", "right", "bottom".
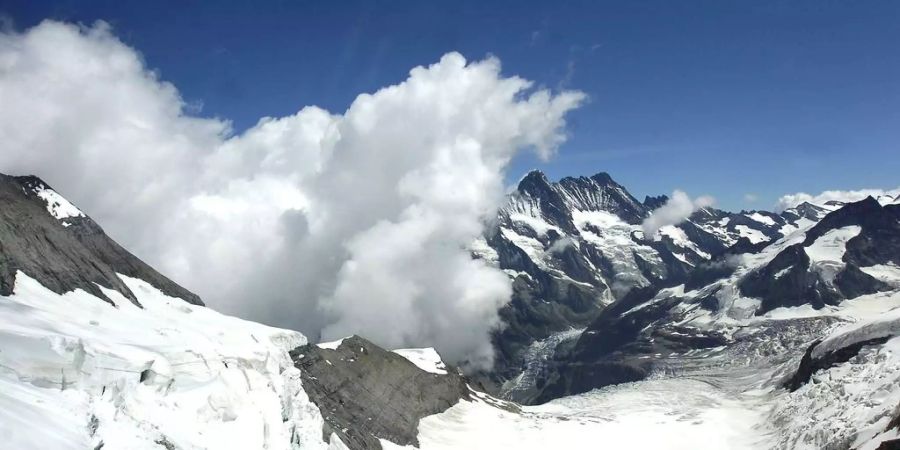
{"left": 0, "top": 172, "right": 203, "bottom": 305}
{"left": 783, "top": 201, "right": 830, "bottom": 221}
{"left": 505, "top": 169, "right": 648, "bottom": 225}
{"left": 516, "top": 169, "right": 553, "bottom": 193}
{"left": 803, "top": 196, "right": 893, "bottom": 244}
{"left": 643, "top": 194, "right": 669, "bottom": 210}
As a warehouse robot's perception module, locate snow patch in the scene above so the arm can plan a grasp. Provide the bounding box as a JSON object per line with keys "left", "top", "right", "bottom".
{"left": 746, "top": 213, "right": 776, "bottom": 226}
{"left": 734, "top": 225, "right": 768, "bottom": 244}
{"left": 31, "top": 186, "right": 85, "bottom": 220}
{"left": 509, "top": 213, "right": 561, "bottom": 237}
{"left": 392, "top": 348, "right": 448, "bottom": 375}
{"left": 861, "top": 264, "right": 900, "bottom": 287}
{"left": 660, "top": 225, "right": 711, "bottom": 259}
{"left": 317, "top": 337, "right": 350, "bottom": 350}
{"left": 804, "top": 226, "right": 861, "bottom": 263}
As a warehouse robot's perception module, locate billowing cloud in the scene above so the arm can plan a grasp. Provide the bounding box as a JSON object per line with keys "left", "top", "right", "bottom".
{"left": 0, "top": 21, "right": 584, "bottom": 369}
{"left": 775, "top": 188, "right": 900, "bottom": 211}
{"left": 641, "top": 190, "right": 715, "bottom": 238}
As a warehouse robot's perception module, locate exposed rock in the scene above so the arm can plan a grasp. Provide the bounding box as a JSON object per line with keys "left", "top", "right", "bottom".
{"left": 875, "top": 439, "right": 900, "bottom": 450}
{"left": 741, "top": 243, "right": 841, "bottom": 313}
{"left": 741, "top": 198, "right": 897, "bottom": 314}
{"left": 643, "top": 194, "right": 669, "bottom": 210}
{"left": 290, "top": 336, "right": 470, "bottom": 450}
{"left": 0, "top": 174, "right": 202, "bottom": 305}
{"left": 785, "top": 336, "right": 891, "bottom": 391}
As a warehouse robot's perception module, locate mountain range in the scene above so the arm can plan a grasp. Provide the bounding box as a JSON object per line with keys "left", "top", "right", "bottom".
{"left": 2, "top": 170, "right": 900, "bottom": 450}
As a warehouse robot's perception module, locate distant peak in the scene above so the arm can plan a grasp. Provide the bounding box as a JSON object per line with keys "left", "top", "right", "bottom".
{"left": 517, "top": 170, "right": 551, "bottom": 191}
{"left": 589, "top": 172, "right": 615, "bottom": 185}
{"left": 522, "top": 169, "right": 547, "bottom": 180}
{"left": 643, "top": 194, "right": 669, "bottom": 210}
{"left": 2, "top": 173, "right": 51, "bottom": 192}
{"left": 848, "top": 196, "right": 882, "bottom": 210}
{"left": 12, "top": 174, "right": 47, "bottom": 187}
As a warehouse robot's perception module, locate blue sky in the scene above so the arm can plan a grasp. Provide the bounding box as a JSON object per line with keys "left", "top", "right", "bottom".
{"left": 4, "top": 0, "right": 899, "bottom": 210}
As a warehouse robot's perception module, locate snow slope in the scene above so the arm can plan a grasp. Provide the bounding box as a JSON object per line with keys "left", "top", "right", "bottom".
{"left": 771, "top": 306, "right": 900, "bottom": 450}
{"left": 0, "top": 271, "right": 346, "bottom": 450}
{"left": 31, "top": 184, "right": 85, "bottom": 221}
{"left": 392, "top": 348, "right": 449, "bottom": 375}
{"left": 384, "top": 378, "right": 769, "bottom": 450}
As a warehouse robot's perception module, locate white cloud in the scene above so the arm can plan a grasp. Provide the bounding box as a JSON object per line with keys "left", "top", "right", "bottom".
{"left": 0, "top": 21, "right": 584, "bottom": 370}
{"left": 775, "top": 188, "right": 900, "bottom": 211}
{"left": 641, "top": 190, "right": 715, "bottom": 239}
{"left": 743, "top": 193, "right": 758, "bottom": 203}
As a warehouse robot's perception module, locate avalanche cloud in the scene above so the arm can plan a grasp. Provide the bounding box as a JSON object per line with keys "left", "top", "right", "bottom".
{"left": 641, "top": 190, "right": 715, "bottom": 238}
{"left": 0, "top": 20, "right": 585, "bottom": 369}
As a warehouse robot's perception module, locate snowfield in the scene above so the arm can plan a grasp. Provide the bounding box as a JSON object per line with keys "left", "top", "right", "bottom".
{"left": 3, "top": 269, "right": 900, "bottom": 449}
{"left": 771, "top": 312, "right": 900, "bottom": 450}
{"left": 383, "top": 378, "right": 770, "bottom": 450}
{"left": 0, "top": 272, "right": 344, "bottom": 450}
{"left": 804, "top": 225, "right": 861, "bottom": 263}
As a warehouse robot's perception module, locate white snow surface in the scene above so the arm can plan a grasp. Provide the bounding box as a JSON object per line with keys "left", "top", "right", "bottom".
{"left": 746, "top": 212, "right": 776, "bottom": 226}
{"left": 771, "top": 305, "right": 900, "bottom": 450}
{"left": 392, "top": 348, "right": 448, "bottom": 374}
{"left": 31, "top": 185, "right": 85, "bottom": 220}
{"left": 861, "top": 263, "right": 900, "bottom": 287}
{"left": 734, "top": 225, "right": 769, "bottom": 244}
{"left": 0, "top": 271, "right": 346, "bottom": 450}
{"left": 508, "top": 213, "right": 561, "bottom": 237}
{"left": 4, "top": 235, "right": 900, "bottom": 450}
{"left": 316, "top": 337, "right": 349, "bottom": 350}
{"left": 660, "top": 225, "right": 711, "bottom": 259}
{"left": 571, "top": 209, "right": 663, "bottom": 288}
{"left": 804, "top": 225, "right": 861, "bottom": 263}
{"left": 384, "top": 379, "right": 769, "bottom": 450}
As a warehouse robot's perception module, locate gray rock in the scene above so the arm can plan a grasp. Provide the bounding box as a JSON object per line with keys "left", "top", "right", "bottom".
{"left": 290, "top": 336, "right": 470, "bottom": 450}
{"left": 0, "top": 174, "right": 202, "bottom": 306}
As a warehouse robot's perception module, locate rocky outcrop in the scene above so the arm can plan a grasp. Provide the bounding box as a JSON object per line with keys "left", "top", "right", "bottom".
{"left": 741, "top": 198, "right": 896, "bottom": 314}
{"left": 785, "top": 336, "right": 891, "bottom": 391}
{"left": 290, "top": 336, "right": 470, "bottom": 450}
{"left": 0, "top": 174, "right": 202, "bottom": 305}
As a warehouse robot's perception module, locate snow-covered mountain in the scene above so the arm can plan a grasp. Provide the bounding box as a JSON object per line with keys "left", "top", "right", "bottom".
{"left": 0, "top": 174, "right": 479, "bottom": 450}
{"left": 3, "top": 171, "right": 900, "bottom": 450}
{"left": 471, "top": 171, "right": 900, "bottom": 448}
{"left": 475, "top": 171, "right": 843, "bottom": 392}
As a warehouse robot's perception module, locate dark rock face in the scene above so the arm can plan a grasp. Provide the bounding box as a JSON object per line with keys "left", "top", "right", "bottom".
{"left": 556, "top": 173, "right": 648, "bottom": 225}
{"left": 782, "top": 201, "right": 830, "bottom": 222}
{"left": 0, "top": 174, "right": 202, "bottom": 305}
{"left": 785, "top": 336, "right": 891, "bottom": 391}
{"left": 527, "top": 289, "right": 730, "bottom": 404}
{"left": 534, "top": 360, "right": 648, "bottom": 404}
{"left": 740, "top": 244, "right": 841, "bottom": 313}
{"left": 741, "top": 197, "right": 897, "bottom": 314}
{"left": 803, "top": 197, "right": 900, "bottom": 269}
{"left": 643, "top": 194, "right": 669, "bottom": 210}
{"left": 491, "top": 270, "right": 601, "bottom": 378}
{"left": 876, "top": 439, "right": 900, "bottom": 450}
{"left": 720, "top": 236, "right": 770, "bottom": 258}
{"left": 290, "top": 336, "right": 470, "bottom": 450}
